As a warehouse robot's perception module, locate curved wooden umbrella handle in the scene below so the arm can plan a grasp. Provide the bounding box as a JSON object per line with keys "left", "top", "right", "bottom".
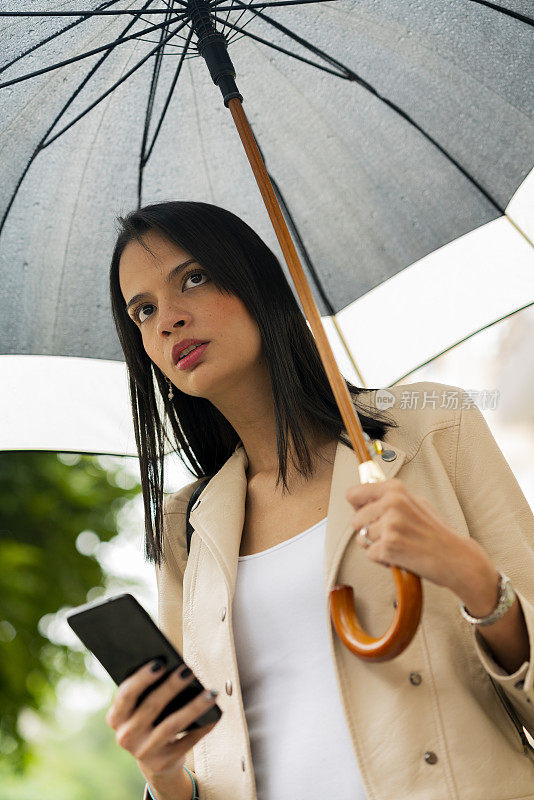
{"left": 330, "top": 568, "right": 423, "bottom": 662}
{"left": 224, "top": 96, "right": 424, "bottom": 661}
{"left": 329, "top": 458, "right": 423, "bottom": 661}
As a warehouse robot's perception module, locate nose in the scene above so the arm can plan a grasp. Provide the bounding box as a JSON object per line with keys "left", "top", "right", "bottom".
{"left": 156, "top": 300, "right": 187, "bottom": 337}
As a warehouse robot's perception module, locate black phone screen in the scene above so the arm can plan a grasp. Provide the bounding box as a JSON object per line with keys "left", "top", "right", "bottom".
{"left": 67, "top": 592, "right": 221, "bottom": 729}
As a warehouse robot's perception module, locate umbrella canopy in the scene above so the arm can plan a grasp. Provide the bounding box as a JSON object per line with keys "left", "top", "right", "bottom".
{"left": 1, "top": 0, "right": 533, "bottom": 455}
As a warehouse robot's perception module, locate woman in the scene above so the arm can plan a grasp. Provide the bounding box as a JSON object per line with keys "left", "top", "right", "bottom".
{"left": 106, "top": 200, "right": 534, "bottom": 800}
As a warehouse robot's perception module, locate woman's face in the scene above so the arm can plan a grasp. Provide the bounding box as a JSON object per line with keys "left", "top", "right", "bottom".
{"left": 118, "top": 229, "right": 264, "bottom": 402}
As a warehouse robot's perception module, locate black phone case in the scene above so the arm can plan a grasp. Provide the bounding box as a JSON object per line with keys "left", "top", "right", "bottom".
{"left": 67, "top": 592, "right": 222, "bottom": 730}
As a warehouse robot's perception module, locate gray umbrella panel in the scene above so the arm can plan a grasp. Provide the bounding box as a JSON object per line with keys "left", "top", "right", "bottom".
{"left": 0, "top": 0, "right": 533, "bottom": 361}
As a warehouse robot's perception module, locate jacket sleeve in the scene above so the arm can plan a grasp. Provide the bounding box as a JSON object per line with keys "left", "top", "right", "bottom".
{"left": 453, "top": 397, "right": 534, "bottom": 737}
{"left": 142, "top": 487, "right": 199, "bottom": 800}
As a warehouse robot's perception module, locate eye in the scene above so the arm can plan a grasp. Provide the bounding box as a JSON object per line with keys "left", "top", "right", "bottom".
{"left": 133, "top": 303, "right": 154, "bottom": 324}
{"left": 182, "top": 269, "right": 208, "bottom": 291}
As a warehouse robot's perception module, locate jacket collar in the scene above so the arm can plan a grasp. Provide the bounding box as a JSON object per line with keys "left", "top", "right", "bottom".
{"left": 188, "top": 435, "right": 407, "bottom": 600}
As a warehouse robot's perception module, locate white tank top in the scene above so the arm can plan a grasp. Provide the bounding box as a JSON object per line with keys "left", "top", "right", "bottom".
{"left": 232, "top": 517, "right": 368, "bottom": 800}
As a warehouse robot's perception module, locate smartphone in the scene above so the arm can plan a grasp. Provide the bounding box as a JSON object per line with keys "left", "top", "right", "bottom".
{"left": 67, "top": 592, "right": 222, "bottom": 730}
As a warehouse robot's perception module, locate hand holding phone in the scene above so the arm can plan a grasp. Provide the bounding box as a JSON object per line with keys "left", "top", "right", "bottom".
{"left": 106, "top": 658, "right": 219, "bottom": 794}
{"left": 67, "top": 593, "right": 222, "bottom": 791}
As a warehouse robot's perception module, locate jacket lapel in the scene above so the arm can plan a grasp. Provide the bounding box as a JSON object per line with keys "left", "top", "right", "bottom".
{"left": 188, "top": 442, "right": 248, "bottom": 598}
{"left": 188, "top": 435, "right": 407, "bottom": 602}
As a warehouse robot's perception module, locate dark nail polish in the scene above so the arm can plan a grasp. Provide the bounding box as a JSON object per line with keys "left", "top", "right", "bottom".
{"left": 151, "top": 658, "right": 165, "bottom": 672}
{"left": 179, "top": 666, "right": 192, "bottom": 678}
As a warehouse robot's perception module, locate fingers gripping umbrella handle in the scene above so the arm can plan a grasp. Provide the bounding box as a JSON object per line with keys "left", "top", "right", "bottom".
{"left": 329, "top": 457, "right": 423, "bottom": 661}
{"left": 330, "top": 456, "right": 423, "bottom": 662}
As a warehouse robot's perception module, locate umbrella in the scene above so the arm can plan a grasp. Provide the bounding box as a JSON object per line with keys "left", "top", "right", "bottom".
{"left": 1, "top": 0, "right": 532, "bottom": 659}
{"left": 1, "top": 1, "right": 533, "bottom": 455}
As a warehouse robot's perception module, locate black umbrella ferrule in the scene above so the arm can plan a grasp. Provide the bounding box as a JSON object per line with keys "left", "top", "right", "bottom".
{"left": 187, "top": 0, "right": 243, "bottom": 108}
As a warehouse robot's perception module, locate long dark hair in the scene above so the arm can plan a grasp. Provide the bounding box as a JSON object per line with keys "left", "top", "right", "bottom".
{"left": 109, "top": 201, "right": 399, "bottom": 565}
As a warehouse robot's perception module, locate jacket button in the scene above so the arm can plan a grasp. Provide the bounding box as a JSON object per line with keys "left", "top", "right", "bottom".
{"left": 241, "top": 757, "right": 246, "bottom": 771}
{"left": 410, "top": 672, "right": 422, "bottom": 685}
{"left": 424, "top": 752, "right": 438, "bottom": 764}
{"left": 381, "top": 450, "right": 397, "bottom": 461}
{"left": 220, "top": 606, "right": 227, "bottom": 621}
{"left": 226, "top": 680, "right": 233, "bottom": 695}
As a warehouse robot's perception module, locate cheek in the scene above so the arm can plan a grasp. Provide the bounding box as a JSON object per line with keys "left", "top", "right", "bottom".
{"left": 216, "top": 296, "right": 260, "bottom": 346}
{"left": 137, "top": 328, "right": 163, "bottom": 368}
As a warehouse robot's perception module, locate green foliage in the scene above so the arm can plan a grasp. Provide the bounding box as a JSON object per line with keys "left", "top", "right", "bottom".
{"left": 0, "top": 452, "right": 141, "bottom": 771}
{"left": 0, "top": 706, "right": 146, "bottom": 800}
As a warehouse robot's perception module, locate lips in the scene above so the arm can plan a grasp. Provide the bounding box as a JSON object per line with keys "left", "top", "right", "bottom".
{"left": 172, "top": 340, "right": 208, "bottom": 365}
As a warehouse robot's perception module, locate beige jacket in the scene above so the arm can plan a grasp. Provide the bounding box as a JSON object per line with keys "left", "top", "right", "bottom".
{"left": 143, "top": 381, "right": 534, "bottom": 800}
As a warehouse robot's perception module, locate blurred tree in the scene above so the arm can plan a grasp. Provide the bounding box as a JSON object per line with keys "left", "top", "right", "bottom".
{"left": 0, "top": 706, "right": 146, "bottom": 800}
{"left": 0, "top": 452, "right": 141, "bottom": 772}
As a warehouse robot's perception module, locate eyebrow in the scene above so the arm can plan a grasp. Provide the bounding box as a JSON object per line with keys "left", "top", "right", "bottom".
{"left": 125, "top": 258, "right": 198, "bottom": 313}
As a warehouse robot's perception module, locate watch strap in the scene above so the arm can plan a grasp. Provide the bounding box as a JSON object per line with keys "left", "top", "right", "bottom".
{"left": 459, "top": 572, "right": 515, "bottom": 626}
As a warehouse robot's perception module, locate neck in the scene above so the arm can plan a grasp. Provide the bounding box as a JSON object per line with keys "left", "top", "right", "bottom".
{"left": 206, "top": 364, "right": 336, "bottom": 485}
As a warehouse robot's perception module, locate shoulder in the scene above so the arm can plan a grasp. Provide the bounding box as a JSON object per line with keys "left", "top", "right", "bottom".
{"left": 157, "top": 476, "right": 210, "bottom": 569}
{"left": 362, "top": 380, "right": 473, "bottom": 462}
{"left": 162, "top": 476, "right": 210, "bottom": 517}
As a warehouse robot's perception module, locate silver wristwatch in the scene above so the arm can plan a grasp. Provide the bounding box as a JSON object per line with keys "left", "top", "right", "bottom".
{"left": 459, "top": 571, "right": 516, "bottom": 626}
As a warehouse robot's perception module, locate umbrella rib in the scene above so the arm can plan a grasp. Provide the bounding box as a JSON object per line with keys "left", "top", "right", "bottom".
{"left": 141, "top": 27, "right": 195, "bottom": 188}
{"left": 212, "top": 0, "right": 315, "bottom": 31}
{"left": 218, "top": 0, "right": 240, "bottom": 32}
{"left": 139, "top": 5, "right": 176, "bottom": 179}
{"left": 157, "top": 0, "right": 208, "bottom": 24}
{"left": 0, "top": 3, "right": 183, "bottom": 236}
{"left": 0, "top": 11, "right": 188, "bottom": 90}
{"left": 391, "top": 302, "right": 534, "bottom": 387}
{"left": 41, "top": 0, "right": 161, "bottom": 146}
{"left": 225, "top": 32, "right": 251, "bottom": 45}
{"left": 39, "top": 18, "right": 190, "bottom": 150}
{"left": 465, "top": 0, "right": 533, "bottom": 27}
{"left": 268, "top": 169, "right": 336, "bottom": 317}
{"left": 225, "top": 0, "right": 506, "bottom": 214}
{"left": 134, "top": 0, "right": 191, "bottom": 41}
{"left": 219, "top": 0, "right": 355, "bottom": 75}
{"left": 209, "top": 0, "right": 341, "bottom": 46}
{"left": 212, "top": 0, "right": 270, "bottom": 44}
{"left": 211, "top": 15, "right": 348, "bottom": 78}
{"left": 0, "top": 0, "right": 124, "bottom": 77}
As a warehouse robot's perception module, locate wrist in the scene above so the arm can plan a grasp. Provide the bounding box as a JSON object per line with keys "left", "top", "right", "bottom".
{"left": 446, "top": 540, "right": 500, "bottom": 615}
{"left": 458, "top": 567, "right": 501, "bottom": 619}
{"left": 142, "top": 763, "right": 195, "bottom": 800}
